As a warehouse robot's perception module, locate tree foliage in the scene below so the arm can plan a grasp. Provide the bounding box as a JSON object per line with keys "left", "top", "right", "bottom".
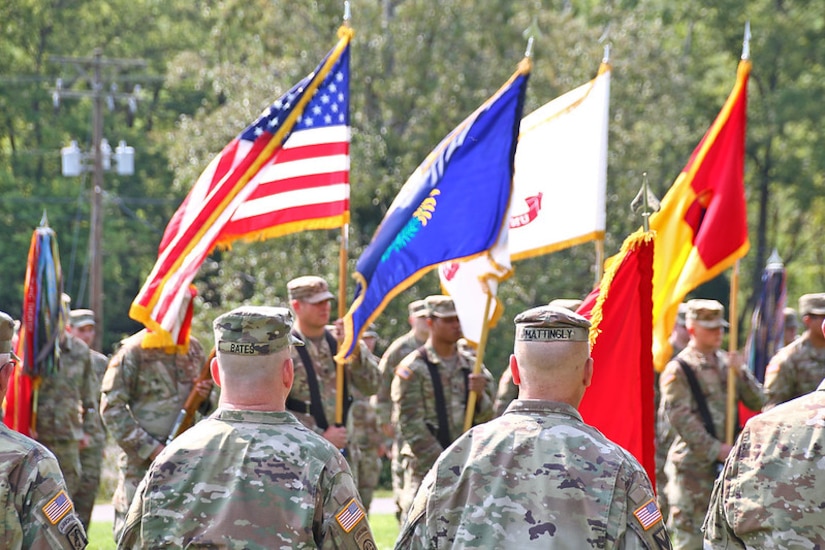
{"left": 1, "top": 0, "right": 824, "bottom": 375}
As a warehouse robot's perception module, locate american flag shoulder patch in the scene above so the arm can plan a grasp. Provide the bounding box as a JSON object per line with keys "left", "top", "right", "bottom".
{"left": 335, "top": 498, "right": 366, "bottom": 533}
{"left": 395, "top": 364, "right": 413, "bottom": 380}
{"left": 633, "top": 498, "right": 663, "bottom": 530}
{"left": 42, "top": 489, "right": 74, "bottom": 525}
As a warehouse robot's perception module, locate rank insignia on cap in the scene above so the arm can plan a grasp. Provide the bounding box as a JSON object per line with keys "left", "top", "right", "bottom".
{"left": 633, "top": 498, "right": 663, "bottom": 530}
{"left": 336, "top": 498, "right": 366, "bottom": 533}
{"left": 42, "top": 490, "right": 73, "bottom": 525}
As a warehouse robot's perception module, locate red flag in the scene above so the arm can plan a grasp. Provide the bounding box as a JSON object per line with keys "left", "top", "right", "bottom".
{"left": 650, "top": 60, "right": 751, "bottom": 371}
{"left": 130, "top": 27, "right": 352, "bottom": 349}
{"left": 578, "top": 230, "right": 656, "bottom": 484}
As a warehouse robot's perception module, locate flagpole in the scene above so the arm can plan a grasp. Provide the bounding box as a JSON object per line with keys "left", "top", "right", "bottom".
{"left": 594, "top": 239, "right": 604, "bottom": 286}
{"left": 725, "top": 260, "right": 740, "bottom": 444}
{"left": 463, "top": 290, "right": 493, "bottom": 432}
{"left": 334, "top": 0, "right": 352, "bottom": 427}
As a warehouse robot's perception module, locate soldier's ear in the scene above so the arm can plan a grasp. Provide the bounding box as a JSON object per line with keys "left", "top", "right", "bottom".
{"left": 509, "top": 354, "right": 521, "bottom": 386}
{"left": 210, "top": 356, "right": 222, "bottom": 388}
{"left": 282, "top": 356, "right": 294, "bottom": 391}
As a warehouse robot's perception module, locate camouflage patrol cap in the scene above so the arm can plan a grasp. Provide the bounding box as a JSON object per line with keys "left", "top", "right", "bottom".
{"left": 213, "top": 306, "right": 303, "bottom": 356}
{"left": 547, "top": 298, "right": 583, "bottom": 312}
{"left": 287, "top": 275, "right": 335, "bottom": 304}
{"left": 425, "top": 295, "right": 457, "bottom": 318}
{"left": 408, "top": 299, "right": 428, "bottom": 318}
{"left": 686, "top": 299, "right": 729, "bottom": 329}
{"left": 69, "top": 309, "right": 96, "bottom": 328}
{"left": 798, "top": 293, "right": 825, "bottom": 316}
{"left": 675, "top": 302, "right": 689, "bottom": 327}
{"left": 514, "top": 305, "right": 591, "bottom": 342}
{"left": 783, "top": 307, "right": 798, "bottom": 328}
{"left": 363, "top": 324, "right": 379, "bottom": 339}
{"left": 0, "top": 311, "right": 21, "bottom": 360}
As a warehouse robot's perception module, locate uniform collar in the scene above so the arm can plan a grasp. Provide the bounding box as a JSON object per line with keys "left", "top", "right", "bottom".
{"left": 503, "top": 399, "right": 583, "bottom": 422}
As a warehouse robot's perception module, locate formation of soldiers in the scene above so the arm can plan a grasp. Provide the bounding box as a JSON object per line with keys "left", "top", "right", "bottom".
{"left": 2, "top": 283, "right": 825, "bottom": 548}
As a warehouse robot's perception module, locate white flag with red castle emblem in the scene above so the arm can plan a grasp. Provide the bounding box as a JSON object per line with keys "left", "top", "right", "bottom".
{"left": 509, "top": 62, "right": 610, "bottom": 260}
{"left": 439, "top": 225, "right": 510, "bottom": 346}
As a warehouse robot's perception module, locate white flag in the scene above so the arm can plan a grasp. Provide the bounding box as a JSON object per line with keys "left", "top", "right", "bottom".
{"left": 439, "top": 225, "right": 511, "bottom": 347}
{"left": 510, "top": 64, "right": 610, "bottom": 260}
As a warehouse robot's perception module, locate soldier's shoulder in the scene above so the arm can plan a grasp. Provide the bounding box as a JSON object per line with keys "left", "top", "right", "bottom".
{"left": 394, "top": 349, "right": 427, "bottom": 380}
{"left": 0, "top": 425, "right": 58, "bottom": 465}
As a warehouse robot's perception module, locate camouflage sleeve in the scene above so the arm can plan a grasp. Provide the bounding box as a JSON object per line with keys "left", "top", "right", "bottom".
{"left": 375, "top": 342, "right": 407, "bottom": 427}
{"left": 100, "top": 347, "right": 161, "bottom": 461}
{"left": 349, "top": 340, "right": 379, "bottom": 396}
{"left": 392, "top": 359, "right": 443, "bottom": 470}
{"left": 80, "top": 348, "right": 101, "bottom": 437}
{"left": 762, "top": 350, "right": 796, "bottom": 410}
{"left": 702, "top": 439, "right": 747, "bottom": 549}
{"left": 471, "top": 365, "right": 496, "bottom": 424}
{"left": 117, "top": 475, "right": 148, "bottom": 548}
{"left": 19, "top": 453, "right": 87, "bottom": 549}
{"left": 618, "top": 466, "right": 671, "bottom": 550}
{"left": 660, "top": 361, "right": 721, "bottom": 464}
{"left": 317, "top": 454, "right": 375, "bottom": 549}
{"left": 735, "top": 367, "right": 765, "bottom": 412}
{"left": 394, "top": 468, "right": 435, "bottom": 549}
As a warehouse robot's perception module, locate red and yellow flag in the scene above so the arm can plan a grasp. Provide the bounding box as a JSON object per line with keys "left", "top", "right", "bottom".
{"left": 578, "top": 230, "right": 656, "bottom": 483}
{"left": 650, "top": 60, "right": 751, "bottom": 372}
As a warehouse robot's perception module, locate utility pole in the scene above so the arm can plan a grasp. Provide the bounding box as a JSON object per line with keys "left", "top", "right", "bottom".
{"left": 53, "top": 49, "right": 144, "bottom": 351}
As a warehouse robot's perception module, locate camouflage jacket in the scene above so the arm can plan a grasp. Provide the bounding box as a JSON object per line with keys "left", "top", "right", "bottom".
{"left": 119, "top": 409, "right": 375, "bottom": 549}
{"left": 288, "top": 329, "right": 379, "bottom": 434}
{"left": 703, "top": 380, "right": 825, "bottom": 548}
{"left": 375, "top": 330, "right": 425, "bottom": 427}
{"left": 391, "top": 341, "right": 495, "bottom": 476}
{"left": 36, "top": 334, "right": 97, "bottom": 443}
{"left": 396, "top": 400, "right": 671, "bottom": 549}
{"left": 0, "top": 424, "right": 87, "bottom": 549}
{"left": 100, "top": 332, "right": 205, "bottom": 462}
{"left": 84, "top": 350, "right": 109, "bottom": 446}
{"left": 763, "top": 332, "right": 825, "bottom": 409}
{"left": 659, "top": 344, "right": 765, "bottom": 468}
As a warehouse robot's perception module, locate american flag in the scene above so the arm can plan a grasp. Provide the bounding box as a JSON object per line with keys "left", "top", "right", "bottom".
{"left": 130, "top": 28, "right": 352, "bottom": 348}
{"left": 335, "top": 498, "right": 365, "bottom": 533}
{"left": 633, "top": 498, "right": 663, "bottom": 530}
{"left": 42, "top": 490, "right": 73, "bottom": 524}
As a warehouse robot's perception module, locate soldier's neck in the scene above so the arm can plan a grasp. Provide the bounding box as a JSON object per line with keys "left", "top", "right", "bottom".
{"left": 430, "top": 338, "right": 457, "bottom": 359}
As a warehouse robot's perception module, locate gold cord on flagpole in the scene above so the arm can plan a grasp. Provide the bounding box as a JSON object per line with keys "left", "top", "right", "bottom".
{"left": 335, "top": 223, "right": 349, "bottom": 425}
{"left": 725, "top": 260, "right": 740, "bottom": 444}
{"left": 463, "top": 291, "right": 493, "bottom": 433}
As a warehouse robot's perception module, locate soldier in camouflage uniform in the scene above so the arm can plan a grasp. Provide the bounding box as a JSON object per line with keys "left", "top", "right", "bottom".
{"left": 782, "top": 306, "right": 798, "bottom": 346}
{"left": 0, "top": 311, "right": 87, "bottom": 549}
{"left": 100, "top": 327, "right": 210, "bottom": 539}
{"left": 35, "top": 297, "right": 98, "bottom": 502}
{"left": 658, "top": 300, "right": 764, "bottom": 550}
{"left": 762, "top": 293, "right": 825, "bottom": 410}
{"left": 391, "top": 295, "right": 495, "bottom": 524}
{"left": 67, "top": 308, "right": 109, "bottom": 529}
{"left": 374, "top": 299, "right": 429, "bottom": 520}
{"left": 119, "top": 306, "right": 376, "bottom": 549}
{"left": 286, "top": 276, "right": 380, "bottom": 485}
{"left": 493, "top": 297, "right": 582, "bottom": 415}
{"left": 703, "top": 376, "right": 825, "bottom": 548}
{"left": 396, "top": 305, "right": 671, "bottom": 549}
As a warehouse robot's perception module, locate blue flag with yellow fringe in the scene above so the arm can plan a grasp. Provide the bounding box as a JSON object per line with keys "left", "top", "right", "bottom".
{"left": 338, "top": 59, "right": 530, "bottom": 359}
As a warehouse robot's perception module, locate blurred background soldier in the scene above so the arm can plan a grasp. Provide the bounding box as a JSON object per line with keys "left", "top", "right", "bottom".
{"left": 0, "top": 311, "right": 87, "bottom": 549}
{"left": 67, "top": 308, "right": 109, "bottom": 529}
{"left": 35, "top": 295, "right": 97, "bottom": 505}
{"left": 286, "top": 275, "right": 379, "bottom": 483}
{"left": 493, "top": 298, "right": 582, "bottom": 416}
{"left": 391, "top": 295, "right": 495, "bottom": 523}
{"left": 763, "top": 293, "right": 825, "bottom": 410}
{"left": 120, "top": 306, "right": 375, "bottom": 549}
{"left": 782, "top": 306, "right": 798, "bottom": 346}
{"left": 374, "top": 298, "right": 429, "bottom": 521}
{"left": 704, "top": 316, "right": 825, "bottom": 548}
{"left": 655, "top": 302, "right": 689, "bottom": 519}
{"left": 100, "top": 293, "right": 211, "bottom": 539}
{"left": 658, "top": 299, "right": 764, "bottom": 549}
{"left": 396, "top": 305, "right": 670, "bottom": 549}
